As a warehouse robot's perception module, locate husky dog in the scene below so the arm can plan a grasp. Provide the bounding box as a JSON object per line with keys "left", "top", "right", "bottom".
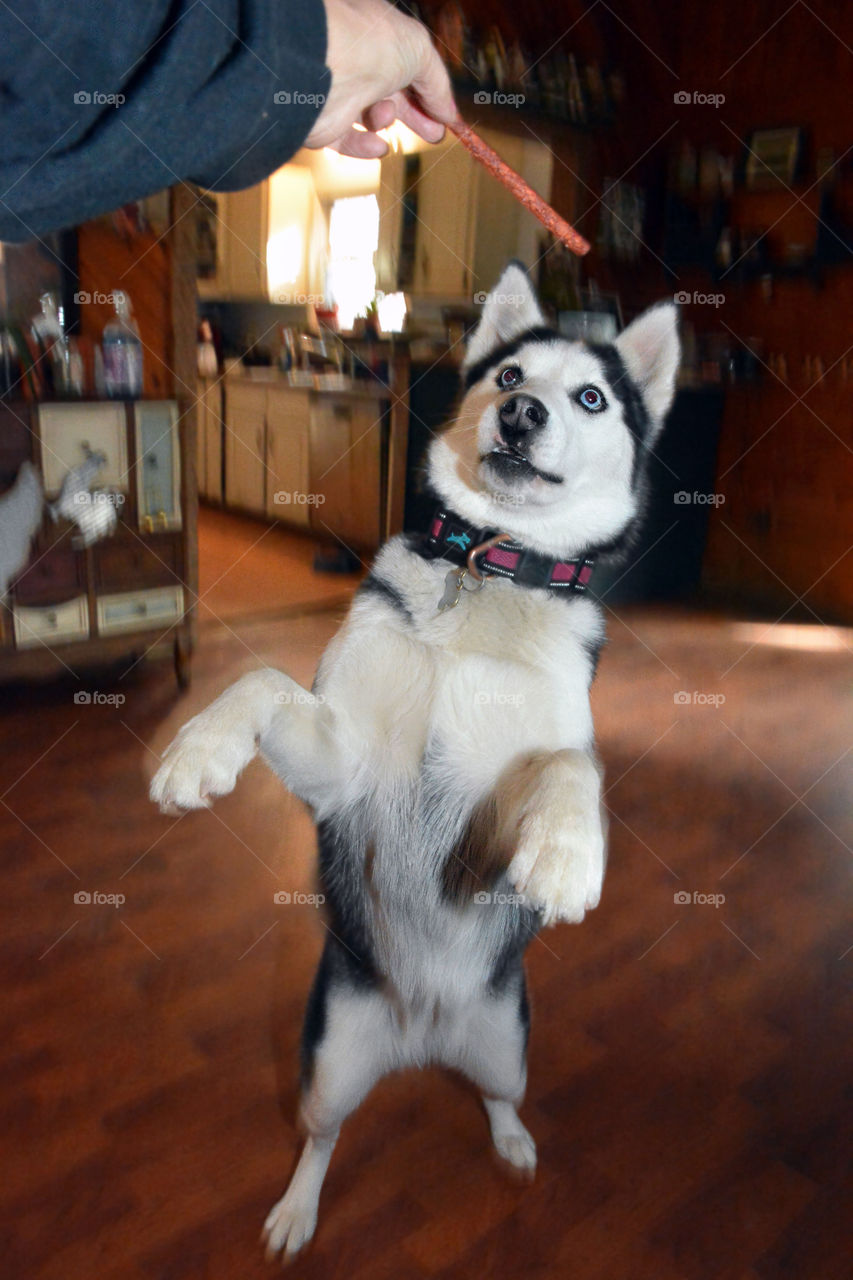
{"left": 150, "top": 263, "right": 679, "bottom": 1259}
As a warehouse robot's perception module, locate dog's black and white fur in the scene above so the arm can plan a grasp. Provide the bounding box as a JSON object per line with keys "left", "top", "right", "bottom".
{"left": 150, "top": 264, "right": 679, "bottom": 1258}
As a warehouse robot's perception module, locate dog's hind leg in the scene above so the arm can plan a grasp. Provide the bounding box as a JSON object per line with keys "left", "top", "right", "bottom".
{"left": 263, "top": 954, "right": 397, "bottom": 1259}
{"left": 441, "top": 970, "right": 536, "bottom": 1177}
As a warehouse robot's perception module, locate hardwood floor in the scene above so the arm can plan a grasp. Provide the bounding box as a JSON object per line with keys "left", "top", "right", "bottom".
{"left": 196, "top": 505, "right": 362, "bottom": 625}
{"left": 1, "top": 604, "right": 851, "bottom": 1279}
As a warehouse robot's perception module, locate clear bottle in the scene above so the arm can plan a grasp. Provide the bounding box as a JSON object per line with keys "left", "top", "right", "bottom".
{"left": 102, "top": 291, "right": 143, "bottom": 398}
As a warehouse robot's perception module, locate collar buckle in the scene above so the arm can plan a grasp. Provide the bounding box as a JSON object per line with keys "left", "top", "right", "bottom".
{"left": 466, "top": 532, "right": 513, "bottom": 582}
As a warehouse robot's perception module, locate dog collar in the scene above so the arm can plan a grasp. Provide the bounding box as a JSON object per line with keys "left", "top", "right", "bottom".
{"left": 417, "top": 507, "right": 595, "bottom": 594}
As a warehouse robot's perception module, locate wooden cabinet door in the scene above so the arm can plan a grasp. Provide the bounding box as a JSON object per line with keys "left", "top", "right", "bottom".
{"left": 265, "top": 389, "right": 311, "bottom": 526}
{"left": 309, "top": 396, "right": 384, "bottom": 550}
{"left": 223, "top": 183, "right": 269, "bottom": 298}
{"left": 412, "top": 141, "right": 475, "bottom": 298}
{"left": 200, "top": 382, "right": 223, "bottom": 502}
{"left": 376, "top": 152, "right": 406, "bottom": 294}
{"left": 224, "top": 383, "right": 266, "bottom": 514}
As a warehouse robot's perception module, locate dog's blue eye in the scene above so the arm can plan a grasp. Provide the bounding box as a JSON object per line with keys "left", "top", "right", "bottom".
{"left": 498, "top": 366, "right": 522, "bottom": 389}
{"left": 577, "top": 385, "right": 606, "bottom": 413}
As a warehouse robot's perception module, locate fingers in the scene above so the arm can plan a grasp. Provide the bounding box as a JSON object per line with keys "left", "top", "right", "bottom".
{"left": 331, "top": 127, "right": 390, "bottom": 160}
{"left": 391, "top": 91, "right": 446, "bottom": 143}
{"left": 307, "top": 0, "right": 457, "bottom": 155}
{"left": 363, "top": 98, "right": 396, "bottom": 132}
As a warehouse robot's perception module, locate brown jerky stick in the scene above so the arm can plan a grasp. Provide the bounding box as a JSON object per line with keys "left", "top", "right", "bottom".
{"left": 448, "top": 117, "right": 590, "bottom": 257}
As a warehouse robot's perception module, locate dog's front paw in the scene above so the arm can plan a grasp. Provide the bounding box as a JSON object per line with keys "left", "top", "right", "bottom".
{"left": 262, "top": 1189, "right": 318, "bottom": 1260}
{"left": 507, "top": 806, "right": 604, "bottom": 926}
{"left": 149, "top": 713, "right": 257, "bottom": 814}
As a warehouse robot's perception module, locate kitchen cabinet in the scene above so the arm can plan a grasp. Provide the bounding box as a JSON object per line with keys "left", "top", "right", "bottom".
{"left": 265, "top": 389, "right": 311, "bottom": 525}
{"left": 225, "top": 382, "right": 267, "bottom": 514}
{"left": 412, "top": 141, "right": 476, "bottom": 298}
{"left": 309, "top": 395, "right": 383, "bottom": 549}
{"left": 197, "top": 185, "right": 269, "bottom": 300}
{"left": 222, "top": 377, "right": 390, "bottom": 549}
{"left": 196, "top": 378, "right": 223, "bottom": 502}
{"left": 378, "top": 129, "right": 553, "bottom": 300}
{"left": 197, "top": 167, "right": 324, "bottom": 302}
{"left": 225, "top": 184, "right": 269, "bottom": 297}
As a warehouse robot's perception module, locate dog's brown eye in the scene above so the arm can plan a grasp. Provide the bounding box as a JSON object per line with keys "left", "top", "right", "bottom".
{"left": 577, "top": 385, "right": 606, "bottom": 413}
{"left": 498, "top": 366, "right": 522, "bottom": 389}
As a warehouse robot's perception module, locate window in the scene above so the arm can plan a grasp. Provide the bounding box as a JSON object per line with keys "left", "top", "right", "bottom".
{"left": 326, "top": 195, "right": 380, "bottom": 331}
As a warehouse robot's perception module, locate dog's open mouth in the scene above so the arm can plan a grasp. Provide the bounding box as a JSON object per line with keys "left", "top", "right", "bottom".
{"left": 482, "top": 446, "right": 563, "bottom": 485}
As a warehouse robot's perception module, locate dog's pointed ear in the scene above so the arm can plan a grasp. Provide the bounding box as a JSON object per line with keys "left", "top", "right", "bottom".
{"left": 463, "top": 262, "right": 545, "bottom": 374}
{"left": 614, "top": 302, "right": 680, "bottom": 421}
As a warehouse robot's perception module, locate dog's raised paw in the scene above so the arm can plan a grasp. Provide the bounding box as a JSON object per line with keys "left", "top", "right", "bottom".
{"left": 263, "top": 1192, "right": 318, "bottom": 1260}
{"left": 508, "top": 811, "right": 604, "bottom": 925}
{"left": 149, "top": 716, "right": 258, "bottom": 814}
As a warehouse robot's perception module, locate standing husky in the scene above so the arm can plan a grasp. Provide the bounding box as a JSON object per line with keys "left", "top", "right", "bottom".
{"left": 150, "top": 263, "right": 679, "bottom": 1258}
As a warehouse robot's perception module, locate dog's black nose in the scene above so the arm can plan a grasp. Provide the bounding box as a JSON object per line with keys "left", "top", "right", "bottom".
{"left": 498, "top": 394, "right": 549, "bottom": 441}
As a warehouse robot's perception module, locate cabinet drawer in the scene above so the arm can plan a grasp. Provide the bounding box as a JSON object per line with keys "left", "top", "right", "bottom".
{"left": 13, "top": 596, "right": 89, "bottom": 649}
{"left": 13, "top": 541, "right": 84, "bottom": 605}
{"left": 94, "top": 538, "right": 181, "bottom": 591}
{"left": 96, "top": 586, "right": 184, "bottom": 636}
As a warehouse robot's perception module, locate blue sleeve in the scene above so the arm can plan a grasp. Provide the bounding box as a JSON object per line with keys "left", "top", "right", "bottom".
{"left": 0, "top": 0, "right": 330, "bottom": 241}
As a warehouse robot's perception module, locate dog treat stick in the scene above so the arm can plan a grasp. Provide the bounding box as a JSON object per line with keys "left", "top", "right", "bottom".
{"left": 448, "top": 117, "right": 591, "bottom": 257}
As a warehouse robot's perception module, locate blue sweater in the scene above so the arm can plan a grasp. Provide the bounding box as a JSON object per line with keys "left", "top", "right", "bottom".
{"left": 0, "top": 0, "right": 330, "bottom": 240}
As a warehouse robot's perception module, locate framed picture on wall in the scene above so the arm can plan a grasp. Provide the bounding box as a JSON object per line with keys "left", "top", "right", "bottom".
{"left": 744, "top": 127, "right": 805, "bottom": 189}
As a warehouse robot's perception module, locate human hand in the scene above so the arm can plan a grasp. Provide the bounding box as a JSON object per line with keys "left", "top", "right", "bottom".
{"left": 305, "top": 0, "right": 457, "bottom": 158}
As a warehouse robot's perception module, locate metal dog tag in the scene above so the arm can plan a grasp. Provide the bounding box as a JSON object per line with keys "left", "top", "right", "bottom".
{"left": 437, "top": 567, "right": 466, "bottom": 612}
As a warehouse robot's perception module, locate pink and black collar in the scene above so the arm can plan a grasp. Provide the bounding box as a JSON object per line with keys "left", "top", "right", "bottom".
{"left": 418, "top": 507, "right": 595, "bottom": 594}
